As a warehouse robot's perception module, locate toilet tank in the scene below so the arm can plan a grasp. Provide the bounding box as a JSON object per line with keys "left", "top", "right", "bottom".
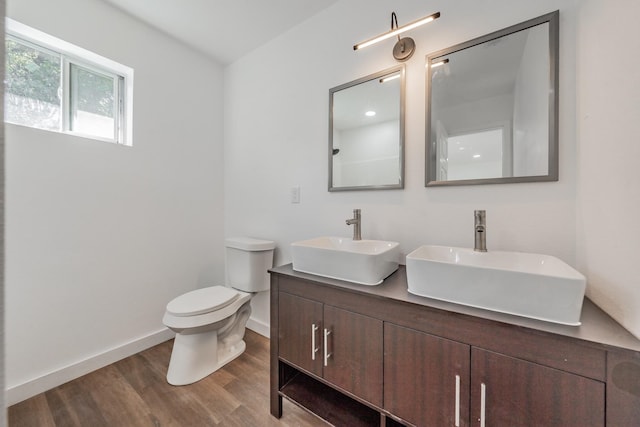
{"left": 225, "top": 237, "right": 276, "bottom": 292}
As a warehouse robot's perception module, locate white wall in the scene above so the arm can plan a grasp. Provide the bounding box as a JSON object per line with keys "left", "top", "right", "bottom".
{"left": 1, "top": 0, "right": 6, "bottom": 422}
{"left": 447, "top": 130, "right": 504, "bottom": 180}
{"left": 225, "top": 0, "right": 579, "bottom": 331}
{"left": 513, "top": 25, "right": 550, "bottom": 176}
{"left": 6, "top": 0, "right": 225, "bottom": 403}
{"left": 336, "top": 120, "right": 400, "bottom": 187}
{"left": 439, "top": 94, "right": 514, "bottom": 137}
{"left": 576, "top": 0, "right": 640, "bottom": 339}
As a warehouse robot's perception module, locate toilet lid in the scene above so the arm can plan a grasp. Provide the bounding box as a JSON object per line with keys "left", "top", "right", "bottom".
{"left": 166, "top": 286, "right": 240, "bottom": 317}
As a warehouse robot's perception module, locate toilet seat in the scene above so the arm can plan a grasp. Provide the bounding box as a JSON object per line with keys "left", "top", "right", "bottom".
{"left": 166, "top": 286, "right": 239, "bottom": 317}
{"left": 163, "top": 288, "right": 251, "bottom": 330}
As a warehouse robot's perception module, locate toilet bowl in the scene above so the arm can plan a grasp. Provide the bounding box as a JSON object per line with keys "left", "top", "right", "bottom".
{"left": 162, "top": 237, "right": 275, "bottom": 385}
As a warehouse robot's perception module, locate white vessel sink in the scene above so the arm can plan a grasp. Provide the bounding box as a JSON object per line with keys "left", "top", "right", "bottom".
{"left": 291, "top": 237, "right": 400, "bottom": 285}
{"left": 406, "top": 245, "right": 586, "bottom": 325}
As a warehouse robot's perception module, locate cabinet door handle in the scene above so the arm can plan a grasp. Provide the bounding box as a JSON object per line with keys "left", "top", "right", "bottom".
{"left": 311, "top": 324, "right": 319, "bottom": 360}
{"left": 455, "top": 374, "right": 461, "bottom": 427}
{"left": 323, "top": 328, "right": 332, "bottom": 367}
{"left": 480, "top": 382, "right": 486, "bottom": 427}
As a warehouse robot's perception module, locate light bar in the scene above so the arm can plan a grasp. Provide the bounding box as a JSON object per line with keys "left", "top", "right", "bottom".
{"left": 354, "top": 12, "right": 440, "bottom": 51}
{"left": 430, "top": 58, "right": 449, "bottom": 68}
{"left": 379, "top": 73, "right": 401, "bottom": 83}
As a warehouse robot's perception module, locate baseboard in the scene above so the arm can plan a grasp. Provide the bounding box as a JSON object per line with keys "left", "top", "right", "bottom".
{"left": 246, "top": 316, "right": 269, "bottom": 338}
{"left": 7, "top": 328, "right": 175, "bottom": 406}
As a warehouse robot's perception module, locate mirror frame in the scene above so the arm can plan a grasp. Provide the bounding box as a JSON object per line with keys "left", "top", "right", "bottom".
{"left": 425, "top": 11, "right": 559, "bottom": 187}
{"left": 329, "top": 65, "right": 406, "bottom": 191}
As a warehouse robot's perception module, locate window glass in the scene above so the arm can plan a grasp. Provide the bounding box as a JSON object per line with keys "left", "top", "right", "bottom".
{"left": 5, "top": 37, "right": 62, "bottom": 131}
{"left": 5, "top": 19, "right": 133, "bottom": 145}
{"left": 70, "top": 64, "right": 115, "bottom": 140}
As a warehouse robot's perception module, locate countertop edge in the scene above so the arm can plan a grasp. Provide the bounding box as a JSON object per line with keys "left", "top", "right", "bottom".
{"left": 270, "top": 263, "right": 640, "bottom": 353}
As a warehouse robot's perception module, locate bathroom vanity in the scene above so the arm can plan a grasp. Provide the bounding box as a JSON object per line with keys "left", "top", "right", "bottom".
{"left": 270, "top": 265, "right": 640, "bottom": 427}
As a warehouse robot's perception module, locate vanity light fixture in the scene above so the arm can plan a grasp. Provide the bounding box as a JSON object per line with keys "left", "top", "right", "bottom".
{"left": 354, "top": 11, "right": 440, "bottom": 62}
{"left": 379, "top": 73, "right": 401, "bottom": 83}
{"left": 430, "top": 58, "right": 449, "bottom": 68}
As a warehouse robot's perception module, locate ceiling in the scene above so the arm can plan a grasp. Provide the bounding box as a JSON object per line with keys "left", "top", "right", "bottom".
{"left": 431, "top": 29, "right": 530, "bottom": 109}
{"left": 333, "top": 71, "right": 402, "bottom": 131}
{"left": 101, "top": 0, "right": 339, "bottom": 64}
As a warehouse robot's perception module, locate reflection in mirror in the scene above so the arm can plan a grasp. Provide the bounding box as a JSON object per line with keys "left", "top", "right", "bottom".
{"left": 329, "top": 65, "right": 405, "bottom": 191}
{"left": 426, "top": 11, "right": 559, "bottom": 186}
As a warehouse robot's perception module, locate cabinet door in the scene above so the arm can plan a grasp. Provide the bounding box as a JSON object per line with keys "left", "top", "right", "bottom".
{"left": 471, "top": 348, "right": 605, "bottom": 427}
{"left": 384, "top": 323, "right": 471, "bottom": 427}
{"left": 323, "top": 305, "right": 383, "bottom": 407}
{"left": 278, "top": 292, "right": 323, "bottom": 377}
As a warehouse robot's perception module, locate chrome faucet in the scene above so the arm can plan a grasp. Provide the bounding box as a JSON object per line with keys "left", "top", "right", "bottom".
{"left": 345, "top": 209, "right": 362, "bottom": 241}
{"left": 474, "top": 210, "right": 487, "bottom": 252}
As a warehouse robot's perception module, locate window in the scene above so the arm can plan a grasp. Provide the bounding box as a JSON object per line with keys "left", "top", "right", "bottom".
{"left": 5, "top": 19, "right": 133, "bottom": 145}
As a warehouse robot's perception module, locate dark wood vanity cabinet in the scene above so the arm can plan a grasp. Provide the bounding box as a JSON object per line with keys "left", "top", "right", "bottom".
{"left": 385, "top": 324, "right": 605, "bottom": 427}
{"left": 278, "top": 291, "right": 383, "bottom": 406}
{"left": 270, "top": 266, "right": 640, "bottom": 427}
{"left": 384, "top": 323, "right": 471, "bottom": 426}
{"left": 471, "top": 348, "right": 604, "bottom": 426}
{"left": 323, "top": 305, "right": 383, "bottom": 406}
{"left": 278, "top": 292, "right": 323, "bottom": 376}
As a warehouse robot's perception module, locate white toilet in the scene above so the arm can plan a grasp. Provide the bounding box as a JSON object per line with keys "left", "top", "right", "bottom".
{"left": 162, "top": 237, "right": 276, "bottom": 386}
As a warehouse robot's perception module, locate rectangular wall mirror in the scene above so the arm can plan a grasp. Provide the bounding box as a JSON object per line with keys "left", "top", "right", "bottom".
{"left": 426, "top": 11, "right": 559, "bottom": 186}
{"left": 329, "top": 65, "right": 405, "bottom": 191}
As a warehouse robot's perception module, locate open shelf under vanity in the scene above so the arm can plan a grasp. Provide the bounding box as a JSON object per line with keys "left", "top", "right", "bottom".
{"left": 279, "top": 363, "right": 406, "bottom": 427}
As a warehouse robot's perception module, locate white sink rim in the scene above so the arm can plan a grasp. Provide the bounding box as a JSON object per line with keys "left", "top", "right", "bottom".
{"left": 408, "top": 245, "right": 585, "bottom": 280}
{"left": 406, "top": 245, "right": 586, "bottom": 326}
{"left": 291, "top": 236, "right": 400, "bottom": 286}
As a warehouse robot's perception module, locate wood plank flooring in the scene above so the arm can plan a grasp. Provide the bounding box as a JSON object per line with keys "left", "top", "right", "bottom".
{"left": 9, "top": 330, "right": 326, "bottom": 426}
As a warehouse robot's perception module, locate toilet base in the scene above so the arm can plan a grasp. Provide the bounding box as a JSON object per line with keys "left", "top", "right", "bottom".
{"left": 166, "top": 301, "right": 251, "bottom": 386}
